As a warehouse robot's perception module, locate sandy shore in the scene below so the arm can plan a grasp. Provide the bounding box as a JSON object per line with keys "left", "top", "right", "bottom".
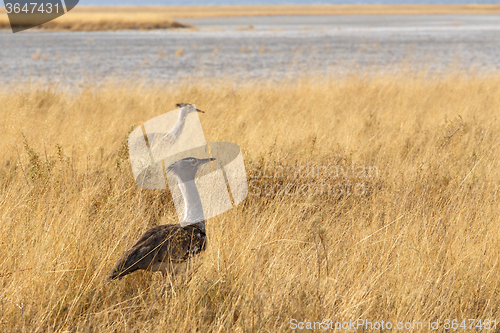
{"left": 63, "top": 4, "right": 500, "bottom": 17}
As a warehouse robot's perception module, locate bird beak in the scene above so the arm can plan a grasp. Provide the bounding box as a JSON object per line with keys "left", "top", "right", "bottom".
{"left": 196, "top": 109, "right": 205, "bottom": 113}
{"left": 200, "top": 157, "right": 215, "bottom": 165}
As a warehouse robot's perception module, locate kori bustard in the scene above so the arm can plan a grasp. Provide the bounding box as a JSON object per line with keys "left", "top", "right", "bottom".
{"left": 108, "top": 156, "right": 214, "bottom": 281}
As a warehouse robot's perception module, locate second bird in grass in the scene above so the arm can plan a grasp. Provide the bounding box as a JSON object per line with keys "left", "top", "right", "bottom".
{"left": 108, "top": 156, "right": 215, "bottom": 281}
{"left": 149, "top": 103, "right": 204, "bottom": 151}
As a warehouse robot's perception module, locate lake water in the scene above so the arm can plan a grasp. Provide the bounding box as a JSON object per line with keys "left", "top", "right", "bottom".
{"left": 1, "top": 14, "right": 499, "bottom": 85}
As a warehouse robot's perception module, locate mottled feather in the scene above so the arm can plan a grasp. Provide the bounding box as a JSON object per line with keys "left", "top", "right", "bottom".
{"left": 108, "top": 224, "right": 206, "bottom": 281}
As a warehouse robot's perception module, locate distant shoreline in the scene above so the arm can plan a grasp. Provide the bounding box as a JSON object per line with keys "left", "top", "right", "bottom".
{"left": 1, "top": 4, "right": 499, "bottom": 31}
{"left": 62, "top": 4, "right": 500, "bottom": 17}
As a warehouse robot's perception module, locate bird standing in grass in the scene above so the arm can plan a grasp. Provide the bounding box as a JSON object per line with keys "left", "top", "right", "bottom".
{"left": 149, "top": 103, "right": 204, "bottom": 151}
{"left": 108, "top": 156, "right": 215, "bottom": 281}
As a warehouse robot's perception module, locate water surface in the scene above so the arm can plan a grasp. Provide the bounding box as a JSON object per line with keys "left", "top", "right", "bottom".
{"left": 1, "top": 14, "right": 499, "bottom": 85}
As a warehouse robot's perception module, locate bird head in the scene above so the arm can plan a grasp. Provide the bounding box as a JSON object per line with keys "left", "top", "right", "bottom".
{"left": 176, "top": 103, "right": 204, "bottom": 113}
{"left": 166, "top": 157, "right": 215, "bottom": 182}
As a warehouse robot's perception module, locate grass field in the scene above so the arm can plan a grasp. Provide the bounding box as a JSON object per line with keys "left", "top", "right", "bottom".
{"left": 1, "top": 4, "right": 500, "bottom": 31}
{"left": 1, "top": 71, "right": 500, "bottom": 331}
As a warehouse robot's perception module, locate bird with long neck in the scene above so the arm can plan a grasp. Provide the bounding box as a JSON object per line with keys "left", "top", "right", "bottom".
{"left": 171, "top": 160, "right": 207, "bottom": 234}
{"left": 108, "top": 157, "right": 215, "bottom": 281}
{"left": 150, "top": 103, "right": 204, "bottom": 152}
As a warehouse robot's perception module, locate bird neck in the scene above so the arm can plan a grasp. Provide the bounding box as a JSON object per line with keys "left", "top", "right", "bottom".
{"left": 169, "top": 108, "right": 189, "bottom": 143}
{"left": 178, "top": 179, "right": 205, "bottom": 233}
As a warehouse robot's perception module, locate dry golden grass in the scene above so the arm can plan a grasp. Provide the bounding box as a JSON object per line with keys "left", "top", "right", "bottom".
{"left": 1, "top": 71, "right": 500, "bottom": 331}
{"left": 0, "top": 9, "right": 190, "bottom": 31}
{"left": 1, "top": 4, "right": 500, "bottom": 31}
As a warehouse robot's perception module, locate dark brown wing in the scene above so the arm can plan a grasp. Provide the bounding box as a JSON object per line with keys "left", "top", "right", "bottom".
{"left": 108, "top": 224, "right": 206, "bottom": 280}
